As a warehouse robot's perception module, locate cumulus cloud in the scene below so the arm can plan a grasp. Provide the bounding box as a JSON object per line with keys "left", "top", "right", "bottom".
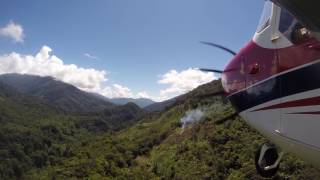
{"left": 0, "top": 21, "right": 24, "bottom": 43}
{"left": 158, "top": 68, "right": 217, "bottom": 100}
{"left": 100, "top": 84, "right": 134, "bottom": 98}
{"left": 0, "top": 45, "right": 107, "bottom": 91}
{"left": 0, "top": 45, "right": 154, "bottom": 100}
{"left": 137, "top": 91, "right": 152, "bottom": 99}
{"left": 84, "top": 53, "right": 99, "bottom": 60}
{"left": 0, "top": 45, "right": 136, "bottom": 98}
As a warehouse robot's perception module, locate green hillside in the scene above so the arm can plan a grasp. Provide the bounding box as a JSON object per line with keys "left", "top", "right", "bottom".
{"left": 25, "top": 80, "right": 320, "bottom": 180}
{"left": 0, "top": 81, "right": 144, "bottom": 179}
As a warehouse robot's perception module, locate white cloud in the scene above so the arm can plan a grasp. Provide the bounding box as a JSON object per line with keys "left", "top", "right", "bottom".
{"left": 84, "top": 53, "right": 99, "bottom": 60}
{"left": 0, "top": 21, "right": 24, "bottom": 43}
{"left": 158, "top": 68, "right": 217, "bottom": 100}
{"left": 100, "top": 84, "right": 134, "bottom": 98}
{"left": 137, "top": 91, "right": 152, "bottom": 99}
{"left": 0, "top": 45, "right": 107, "bottom": 91}
{"left": 0, "top": 45, "right": 154, "bottom": 100}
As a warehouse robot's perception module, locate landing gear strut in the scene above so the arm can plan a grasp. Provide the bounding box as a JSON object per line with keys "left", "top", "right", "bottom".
{"left": 255, "top": 143, "right": 283, "bottom": 178}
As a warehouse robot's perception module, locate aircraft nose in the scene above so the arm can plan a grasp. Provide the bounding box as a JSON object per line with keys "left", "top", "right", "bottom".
{"left": 221, "top": 55, "right": 246, "bottom": 96}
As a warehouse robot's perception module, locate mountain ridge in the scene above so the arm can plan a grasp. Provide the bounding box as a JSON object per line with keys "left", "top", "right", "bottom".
{"left": 0, "top": 73, "right": 115, "bottom": 113}
{"left": 109, "top": 98, "right": 155, "bottom": 108}
{"left": 91, "top": 92, "right": 155, "bottom": 108}
{"left": 0, "top": 73, "right": 156, "bottom": 111}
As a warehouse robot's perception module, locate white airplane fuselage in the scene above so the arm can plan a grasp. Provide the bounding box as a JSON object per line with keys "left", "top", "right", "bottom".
{"left": 222, "top": 1, "right": 320, "bottom": 167}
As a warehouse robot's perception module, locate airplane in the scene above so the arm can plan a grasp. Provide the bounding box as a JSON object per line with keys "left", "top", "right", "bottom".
{"left": 201, "top": 0, "right": 320, "bottom": 177}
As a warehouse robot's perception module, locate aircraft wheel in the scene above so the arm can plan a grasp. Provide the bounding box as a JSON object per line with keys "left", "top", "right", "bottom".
{"left": 255, "top": 143, "right": 279, "bottom": 178}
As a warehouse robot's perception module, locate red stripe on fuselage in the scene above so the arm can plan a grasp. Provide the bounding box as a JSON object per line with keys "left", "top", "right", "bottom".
{"left": 252, "top": 96, "right": 320, "bottom": 112}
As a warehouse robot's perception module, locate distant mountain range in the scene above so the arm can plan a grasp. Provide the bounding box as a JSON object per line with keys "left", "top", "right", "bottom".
{"left": 108, "top": 98, "right": 154, "bottom": 108}
{"left": 90, "top": 92, "right": 155, "bottom": 108}
{"left": 0, "top": 73, "right": 155, "bottom": 111}
{"left": 144, "top": 97, "right": 176, "bottom": 112}
{"left": 0, "top": 73, "right": 115, "bottom": 113}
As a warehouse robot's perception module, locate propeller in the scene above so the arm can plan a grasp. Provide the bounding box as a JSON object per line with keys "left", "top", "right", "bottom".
{"left": 199, "top": 41, "right": 237, "bottom": 74}
{"left": 199, "top": 68, "right": 223, "bottom": 74}
{"left": 200, "top": 41, "right": 237, "bottom": 56}
{"left": 198, "top": 42, "right": 239, "bottom": 124}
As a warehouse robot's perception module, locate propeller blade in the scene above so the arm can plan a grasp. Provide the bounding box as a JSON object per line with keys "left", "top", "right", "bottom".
{"left": 200, "top": 41, "right": 237, "bottom": 56}
{"left": 198, "top": 41, "right": 238, "bottom": 125}
{"left": 199, "top": 68, "right": 223, "bottom": 74}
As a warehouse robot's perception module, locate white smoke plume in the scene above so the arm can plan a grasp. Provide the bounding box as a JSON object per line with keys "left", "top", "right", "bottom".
{"left": 180, "top": 109, "right": 204, "bottom": 131}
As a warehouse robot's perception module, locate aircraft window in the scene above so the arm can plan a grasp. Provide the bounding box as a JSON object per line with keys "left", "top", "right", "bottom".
{"left": 279, "top": 9, "right": 312, "bottom": 44}
{"left": 256, "top": 1, "right": 272, "bottom": 33}
{"left": 279, "top": 9, "right": 295, "bottom": 33}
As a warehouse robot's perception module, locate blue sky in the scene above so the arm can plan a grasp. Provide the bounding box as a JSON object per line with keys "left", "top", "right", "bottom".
{"left": 0, "top": 0, "right": 264, "bottom": 101}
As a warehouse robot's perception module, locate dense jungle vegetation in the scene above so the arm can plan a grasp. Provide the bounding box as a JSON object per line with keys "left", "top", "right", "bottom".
{"left": 0, "top": 76, "right": 319, "bottom": 179}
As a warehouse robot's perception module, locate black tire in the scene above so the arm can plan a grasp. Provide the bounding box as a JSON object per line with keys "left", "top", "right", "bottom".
{"left": 255, "top": 144, "right": 279, "bottom": 178}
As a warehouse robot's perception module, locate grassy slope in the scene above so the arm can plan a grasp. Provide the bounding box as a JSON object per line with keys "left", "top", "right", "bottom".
{"left": 28, "top": 80, "right": 320, "bottom": 180}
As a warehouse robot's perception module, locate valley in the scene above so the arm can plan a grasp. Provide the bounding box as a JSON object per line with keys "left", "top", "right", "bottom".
{"left": 0, "top": 74, "right": 319, "bottom": 179}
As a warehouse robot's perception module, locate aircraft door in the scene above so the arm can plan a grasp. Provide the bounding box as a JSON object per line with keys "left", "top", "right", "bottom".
{"left": 277, "top": 7, "right": 320, "bottom": 148}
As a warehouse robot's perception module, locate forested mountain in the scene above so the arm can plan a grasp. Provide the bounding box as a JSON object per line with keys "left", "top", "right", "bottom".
{"left": 0, "top": 73, "right": 115, "bottom": 113}
{"left": 75, "top": 102, "right": 146, "bottom": 132}
{"left": 0, "top": 77, "right": 145, "bottom": 179}
{"left": 92, "top": 93, "right": 155, "bottom": 108}
{"left": 144, "top": 97, "right": 176, "bottom": 112}
{"left": 0, "top": 81, "right": 78, "bottom": 178}
{"left": 21, "top": 80, "right": 320, "bottom": 179}
{"left": 145, "top": 80, "right": 223, "bottom": 112}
